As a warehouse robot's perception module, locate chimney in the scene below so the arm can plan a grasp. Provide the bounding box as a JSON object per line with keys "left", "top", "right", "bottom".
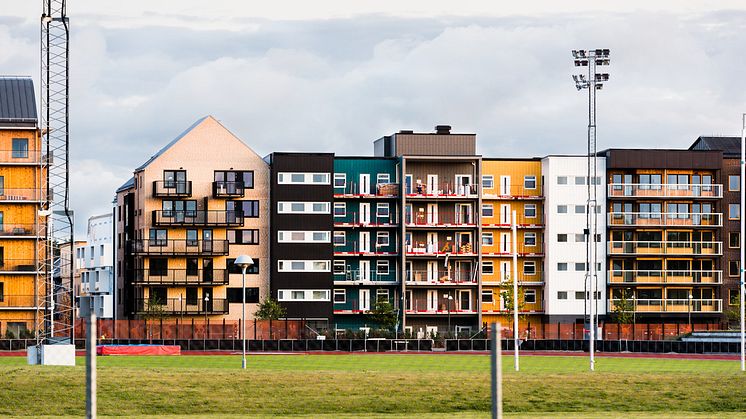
{"left": 435, "top": 125, "right": 451, "bottom": 135}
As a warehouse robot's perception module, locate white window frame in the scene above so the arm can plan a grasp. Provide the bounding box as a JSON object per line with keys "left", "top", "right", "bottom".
{"left": 376, "top": 260, "right": 389, "bottom": 275}
{"left": 482, "top": 175, "right": 494, "bottom": 189}
{"left": 524, "top": 175, "right": 537, "bottom": 189}
{"left": 482, "top": 204, "right": 494, "bottom": 217}
{"left": 278, "top": 202, "right": 331, "bottom": 214}
{"left": 482, "top": 261, "right": 494, "bottom": 274}
{"left": 277, "top": 260, "right": 331, "bottom": 272}
{"left": 334, "top": 173, "right": 346, "bottom": 188}
{"left": 277, "top": 231, "right": 331, "bottom": 243}
{"left": 524, "top": 289, "right": 536, "bottom": 304}
{"left": 333, "top": 202, "right": 346, "bottom": 217}
{"left": 523, "top": 261, "right": 536, "bottom": 276}
{"left": 376, "top": 288, "right": 390, "bottom": 302}
{"left": 376, "top": 203, "right": 390, "bottom": 218}
{"left": 334, "top": 289, "right": 346, "bottom": 303}
{"left": 524, "top": 232, "right": 536, "bottom": 247}
{"left": 333, "top": 260, "right": 346, "bottom": 275}
{"left": 376, "top": 231, "right": 390, "bottom": 247}
{"left": 333, "top": 231, "right": 346, "bottom": 246}
{"left": 482, "top": 232, "right": 494, "bottom": 246}
{"left": 481, "top": 289, "right": 493, "bottom": 303}
{"left": 278, "top": 289, "right": 331, "bottom": 302}
{"left": 524, "top": 204, "right": 537, "bottom": 218}
{"left": 377, "top": 173, "right": 391, "bottom": 185}
{"left": 278, "top": 172, "right": 331, "bottom": 185}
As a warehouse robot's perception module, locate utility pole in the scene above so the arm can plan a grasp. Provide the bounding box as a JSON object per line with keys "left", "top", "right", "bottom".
{"left": 511, "top": 211, "right": 519, "bottom": 371}
{"left": 740, "top": 113, "right": 745, "bottom": 372}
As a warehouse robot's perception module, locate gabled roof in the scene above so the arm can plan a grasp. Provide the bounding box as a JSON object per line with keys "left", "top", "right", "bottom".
{"left": 689, "top": 136, "right": 741, "bottom": 157}
{"left": 135, "top": 116, "right": 209, "bottom": 171}
{"left": 0, "top": 76, "right": 37, "bottom": 127}
{"left": 116, "top": 176, "right": 135, "bottom": 193}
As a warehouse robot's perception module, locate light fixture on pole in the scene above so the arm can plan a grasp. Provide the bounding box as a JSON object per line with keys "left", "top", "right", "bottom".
{"left": 688, "top": 293, "right": 693, "bottom": 328}
{"left": 235, "top": 254, "right": 254, "bottom": 370}
{"left": 571, "top": 48, "right": 611, "bottom": 372}
{"left": 511, "top": 210, "right": 519, "bottom": 372}
{"left": 443, "top": 293, "right": 453, "bottom": 336}
{"left": 740, "top": 113, "right": 745, "bottom": 372}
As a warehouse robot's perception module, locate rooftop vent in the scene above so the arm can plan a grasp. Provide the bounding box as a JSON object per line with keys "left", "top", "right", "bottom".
{"left": 398, "top": 130, "right": 414, "bottom": 134}
{"left": 435, "top": 125, "right": 451, "bottom": 134}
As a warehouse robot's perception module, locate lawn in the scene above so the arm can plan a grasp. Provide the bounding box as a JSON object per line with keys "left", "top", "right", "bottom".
{"left": 0, "top": 354, "right": 744, "bottom": 418}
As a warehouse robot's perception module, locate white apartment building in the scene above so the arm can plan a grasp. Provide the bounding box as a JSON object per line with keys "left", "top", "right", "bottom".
{"left": 77, "top": 213, "right": 114, "bottom": 318}
{"left": 542, "top": 156, "right": 607, "bottom": 321}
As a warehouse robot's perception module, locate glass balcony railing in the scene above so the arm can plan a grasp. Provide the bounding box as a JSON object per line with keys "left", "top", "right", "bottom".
{"left": 608, "top": 183, "right": 722, "bottom": 199}
{"left": 129, "top": 239, "right": 229, "bottom": 256}
{"left": 608, "top": 241, "right": 722, "bottom": 256}
{"left": 608, "top": 212, "right": 721, "bottom": 227}
{"left": 608, "top": 270, "right": 722, "bottom": 284}
{"left": 609, "top": 298, "right": 721, "bottom": 313}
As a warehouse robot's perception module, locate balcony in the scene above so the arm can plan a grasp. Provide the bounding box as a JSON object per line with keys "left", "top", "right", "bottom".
{"left": 0, "top": 188, "right": 44, "bottom": 203}
{"left": 406, "top": 183, "right": 479, "bottom": 199}
{"left": 0, "top": 295, "right": 40, "bottom": 309}
{"left": 334, "top": 212, "right": 397, "bottom": 228}
{"left": 482, "top": 214, "right": 544, "bottom": 228}
{"left": 0, "top": 259, "right": 41, "bottom": 274}
{"left": 130, "top": 239, "right": 229, "bottom": 256}
{"left": 333, "top": 269, "right": 398, "bottom": 284}
{"left": 482, "top": 273, "right": 544, "bottom": 286}
{"left": 405, "top": 270, "right": 477, "bottom": 286}
{"left": 212, "top": 181, "right": 245, "bottom": 198}
{"left": 609, "top": 298, "right": 722, "bottom": 313}
{"left": 405, "top": 211, "right": 476, "bottom": 229}
{"left": 0, "top": 149, "right": 43, "bottom": 165}
{"left": 334, "top": 299, "right": 399, "bottom": 315}
{"left": 608, "top": 184, "right": 722, "bottom": 199}
{"left": 152, "top": 180, "right": 192, "bottom": 197}
{"left": 135, "top": 297, "right": 229, "bottom": 315}
{"left": 608, "top": 241, "right": 722, "bottom": 256}
{"left": 0, "top": 223, "right": 41, "bottom": 238}
{"left": 608, "top": 270, "right": 722, "bottom": 284}
{"left": 483, "top": 184, "right": 543, "bottom": 200}
{"left": 481, "top": 300, "right": 544, "bottom": 314}
{"left": 132, "top": 268, "right": 229, "bottom": 285}
{"left": 405, "top": 242, "right": 476, "bottom": 257}
{"left": 334, "top": 183, "right": 399, "bottom": 198}
{"left": 608, "top": 212, "right": 721, "bottom": 227}
{"left": 152, "top": 210, "right": 244, "bottom": 227}
{"left": 482, "top": 241, "right": 544, "bottom": 257}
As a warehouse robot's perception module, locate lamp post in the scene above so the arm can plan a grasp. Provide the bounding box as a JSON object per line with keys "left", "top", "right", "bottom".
{"left": 688, "top": 293, "right": 693, "bottom": 329}
{"left": 631, "top": 294, "right": 636, "bottom": 327}
{"left": 235, "top": 255, "right": 254, "bottom": 370}
{"left": 203, "top": 294, "right": 209, "bottom": 347}
{"left": 572, "top": 48, "right": 610, "bottom": 372}
{"left": 444, "top": 293, "right": 453, "bottom": 337}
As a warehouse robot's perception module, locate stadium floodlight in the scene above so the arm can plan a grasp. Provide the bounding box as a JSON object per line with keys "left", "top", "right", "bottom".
{"left": 235, "top": 254, "right": 255, "bottom": 370}
{"left": 571, "top": 48, "right": 611, "bottom": 372}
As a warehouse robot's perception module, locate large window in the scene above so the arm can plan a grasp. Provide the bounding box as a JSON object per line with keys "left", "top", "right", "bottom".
{"left": 277, "top": 260, "right": 331, "bottom": 272}
{"left": 148, "top": 229, "right": 167, "bottom": 245}
{"left": 12, "top": 138, "right": 29, "bottom": 158}
{"left": 278, "top": 231, "right": 331, "bottom": 243}
{"left": 229, "top": 200, "right": 259, "bottom": 217}
{"left": 730, "top": 175, "right": 740, "bottom": 192}
{"left": 226, "top": 258, "right": 260, "bottom": 275}
{"left": 730, "top": 232, "right": 740, "bottom": 249}
{"left": 227, "top": 287, "right": 260, "bottom": 304}
{"left": 278, "top": 289, "right": 330, "bottom": 302}
{"left": 277, "top": 202, "right": 330, "bottom": 214}
{"left": 227, "top": 229, "right": 260, "bottom": 244}
{"left": 215, "top": 170, "right": 254, "bottom": 189}
{"left": 730, "top": 204, "right": 740, "bottom": 220}
{"left": 730, "top": 261, "right": 740, "bottom": 277}
{"left": 278, "top": 172, "right": 330, "bottom": 185}
{"left": 377, "top": 203, "right": 390, "bottom": 218}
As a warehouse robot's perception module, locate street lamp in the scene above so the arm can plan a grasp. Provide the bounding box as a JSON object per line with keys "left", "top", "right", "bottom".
{"left": 203, "top": 294, "right": 210, "bottom": 347}
{"left": 235, "top": 254, "right": 254, "bottom": 370}
{"left": 571, "top": 48, "right": 611, "bottom": 373}
{"left": 443, "top": 293, "right": 453, "bottom": 337}
{"left": 631, "top": 294, "right": 636, "bottom": 327}
{"left": 688, "top": 293, "right": 694, "bottom": 329}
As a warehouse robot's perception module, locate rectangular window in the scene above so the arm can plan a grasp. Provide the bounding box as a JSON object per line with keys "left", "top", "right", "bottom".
{"left": 226, "top": 258, "right": 259, "bottom": 274}
{"left": 575, "top": 291, "right": 586, "bottom": 300}
{"left": 524, "top": 204, "right": 537, "bottom": 218}
{"left": 730, "top": 204, "right": 740, "bottom": 220}
{"left": 523, "top": 261, "right": 536, "bottom": 275}
{"left": 730, "top": 232, "right": 740, "bottom": 249}
{"left": 376, "top": 203, "right": 390, "bottom": 217}
{"left": 524, "top": 290, "right": 536, "bottom": 304}
{"left": 278, "top": 289, "right": 330, "bottom": 301}
{"left": 0, "top": 282, "right": 4, "bottom": 302}
{"left": 376, "top": 260, "right": 389, "bottom": 275}
{"left": 150, "top": 287, "right": 167, "bottom": 304}
{"left": 0, "top": 176, "right": 4, "bottom": 196}
{"left": 278, "top": 172, "right": 330, "bottom": 185}
{"left": 278, "top": 260, "right": 331, "bottom": 272}
{"left": 482, "top": 232, "right": 494, "bottom": 246}
{"left": 334, "top": 173, "right": 346, "bottom": 188}
{"left": 482, "top": 261, "right": 494, "bottom": 274}
{"left": 575, "top": 176, "right": 586, "bottom": 185}
{"left": 277, "top": 231, "right": 331, "bottom": 243}
{"left": 149, "top": 228, "right": 168, "bottom": 245}
{"left": 12, "top": 138, "right": 29, "bottom": 158}
{"left": 376, "top": 231, "right": 390, "bottom": 247}
{"left": 376, "top": 289, "right": 389, "bottom": 302}
{"left": 334, "top": 203, "right": 346, "bottom": 217}
{"left": 524, "top": 232, "right": 536, "bottom": 246}
{"left": 377, "top": 173, "right": 391, "bottom": 185}
{"left": 557, "top": 205, "right": 568, "bottom": 214}
{"left": 575, "top": 263, "right": 586, "bottom": 271}
{"left": 575, "top": 234, "right": 585, "bottom": 242}
{"left": 149, "top": 258, "right": 168, "bottom": 276}
{"left": 333, "top": 231, "right": 346, "bottom": 246}
{"left": 557, "top": 176, "right": 567, "bottom": 185}
{"left": 482, "top": 175, "right": 494, "bottom": 189}
{"left": 557, "top": 291, "right": 568, "bottom": 300}
{"left": 730, "top": 175, "right": 740, "bottom": 191}
{"left": 333, "top": 260, "right": 346, "bottom": 275}
{"left": 482, "top": 204, "right": 494, "bottom": 217}
{"left": 481, "top": 290, "right": 493, "bottom": 303}
{"left": 730, "top": 261, "right": 740, "bottom": 277}
{"left": 557, "top": 263, "right": 568, "bottom": 271}
{"left": 227, "top": 287, "right": 260, "bottom": 304}
{"left": 334, "top": 289, "right": 346, "bottom": 303}
{"left": 574, "top": 205, "right": 585, "bottom": 214}
{"left": 214, "top": 170, "right": 254, "bottom": 189}
{"left": 227, "top": 229, "right": 260, "bottom": 245}
{"left": 557, "top": 234, "right": 567, "bottom": 242}
{"left": 524, "top": 176, "right": 536, "bottom": 189}
{"left": 278, "top": 202, "right": 330, "bottom": 214}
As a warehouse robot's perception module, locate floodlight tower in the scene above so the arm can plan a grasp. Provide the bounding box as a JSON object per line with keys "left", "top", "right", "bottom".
{"left": 571, "top": 48, "right": 610, "bottom": 372}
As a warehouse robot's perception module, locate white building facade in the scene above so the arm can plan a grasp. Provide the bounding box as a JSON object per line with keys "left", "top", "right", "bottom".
{"left": 77, "top": 213, "right": 114, "bottom": 318}
{"left": 542, "top": 156, "right": 607, "bottom": 322}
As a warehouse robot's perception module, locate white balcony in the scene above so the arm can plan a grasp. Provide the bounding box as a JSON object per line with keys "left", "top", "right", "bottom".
{"left": 608, "top": 241, "right": 722, "bottom": 256}
{"left": 608, "top": 270, "right": 722, "bottom": 284}
{"left": 608, "top": 212, "right": 721, "bottom": 227}
{"left": 608, "top": 184, "right": 722, "bottom": 199}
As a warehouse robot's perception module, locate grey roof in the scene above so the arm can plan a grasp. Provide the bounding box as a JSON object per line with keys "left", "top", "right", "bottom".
{"left": 0, "top": 77, "right": 37, "bottom": 126}
{"left": 116, "top": 176, "right": 135, "bottom": 193}
{"left": 135, "top": 116, "right": 208, "bottom": 171}
{"left": 689, "top": 136, "right": 741, "bottom": 156}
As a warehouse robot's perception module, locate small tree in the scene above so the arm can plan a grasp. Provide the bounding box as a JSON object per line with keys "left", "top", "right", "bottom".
{"left": 726, "top": 301, "right": 741, "bottom": 328}
{"left": 501, "top": 280, "right": 527, "bottom": 339}
{"left": 611, "top": 292, "right": 634, "bottom": 325}
{"left": 255, "top": 298, "right": 286, "bottom": 339}
{"left": 368, "top": 299, "right": 397, "bottom": 331}
{"left": 142, "top": 295, "right": 167, "bottom": 341}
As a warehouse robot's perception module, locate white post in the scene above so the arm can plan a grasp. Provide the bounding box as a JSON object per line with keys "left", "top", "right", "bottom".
{"left": 86, "top": 311, "right": 97, "bottom": 419}
{"left": 242, "top": 266, "right": 247, "bottom": 370}
{"left": 740, "top": 113, "right": 745, "bottom": 372}
{"left": 511, "top": 210, "right": 519, "bottom": 371}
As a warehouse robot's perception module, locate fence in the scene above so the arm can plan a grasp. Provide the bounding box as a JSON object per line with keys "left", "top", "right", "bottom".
{"left": 490, "top": 321, "right": 725, "bottom": 341}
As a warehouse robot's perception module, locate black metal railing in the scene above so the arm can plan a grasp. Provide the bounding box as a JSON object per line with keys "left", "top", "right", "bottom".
{"left": 132, "top": 268, "right": 229, "bottom": 285}
{"left": 135, "top": 297, "right": 229, "bottom": 314}
{"left": 129, "top": 239, "right": 229, "bottom": 256}
{"left": 152, "top": 180, "right": 193, "bottom": 197}
{"left": 212, "top": 181, "right": 245, "bottom": 198}
{"left": 152, "top": 210, "right": 244, "bottom": 226}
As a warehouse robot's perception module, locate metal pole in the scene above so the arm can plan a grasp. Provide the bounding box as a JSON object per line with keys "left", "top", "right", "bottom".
{"left": 511, "top": 210, "right": 519, "bottom": 371}
{"left": 242, "top": 266, "right": 247, "bottom": 369}
{"left": 490, "top": 322, "right": 502, "bottom": 419}
{"left": 741, "top": 113, "right": 745, "bottom": 372}
{"left": 86, "top": 311, "right": 97, "bottom": 419}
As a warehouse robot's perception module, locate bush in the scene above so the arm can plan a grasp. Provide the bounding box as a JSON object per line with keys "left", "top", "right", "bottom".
{"left": 4, "top": 330, "right": 16, "bottom": 340}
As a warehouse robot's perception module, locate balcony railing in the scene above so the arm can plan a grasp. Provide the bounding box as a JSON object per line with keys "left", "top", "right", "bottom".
{"left": 482, "top": 241, "right": 544, "bottom": 256}
{"left": 334, "top": 212, "right": 397, "bottom": 227}
{"left": 609, "top": 298, "right": 722, "bottom": 313}
{"left": 406, "top": 183, "right": 479, "bottom": 198}
{"left": 334, "top": 183, "right": 399, "bottom": 197}
{"left": 0, "top": 295, "right": 39, "bottom": 309}
{"left": 129, "top": 239, "right": 229, "bottom": 256}
{"left": 608, "top": 212, "right": 721, "bottom": 227}
{"left": 405, "top": 270, "right": 477, "bottom": 285}
{"left": 135, "top": 297, "right": 229, "bottom": 315}
{"left": 334, "top": 298, "right": 399, "bottom": 315}
{"left": 212, "top": 181, "right": 245, "bottom": 198}
{"left": 608, "top": 241, "right": 722, "bottom": 256}
{"left": 152, "top": 210, "right": 244, "bottom": 226}
{"left": 132, "top": 269, "right": 229, "bottom": 285}
{"left": 333, "top": 269, "right": 398, "bottom": 283}
{"left": 405, "top": 210, "right": 476, "bottom": 227}
{"left": 0, "top": 188, "right": 44, "bottom": 202}
{"left": 483, "top": 184, "right": 543, "bottom": 199}
{"left": 608, "top": 183, "right": 722, "bottom": 199}
{"left": 152, "top": 180, "right": 192, "bottom": 197}
{"left": 482, "top": 214, "right": 544, "bottom": 227}
{"left": 0, "top": 149, "right": 43, "bottom": 164}
{"left": 405, "top": 242, "right": 476, "bottom": 256}
{"left": 0, "top": 223, "right": 41, "bottom": 238}
{"left": 481, "top": 273, "right": 544, "bottom": 284}
{"left": 608, "top": 270, "right": 722, "bottom": 284}
{"left": 0, "top": 259, "right": 40, "bottom": 273}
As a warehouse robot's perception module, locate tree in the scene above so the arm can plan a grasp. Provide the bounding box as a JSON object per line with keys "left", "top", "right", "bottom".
{"left": 500, "top": 282, "right": 527, "bottom": 338}
{"left": 726, "top": 301, "right": 741, "bottom": 328}
{"left": 141, "top": 295, "right": 167, "bottom": 342}
{"left": 255, "top": 298, "right": 287, "bottom": 339}
{"left": 367, "top": 299, "right": 397, "bottom": 331}
{"left": 611, "top": 291, "right": 634, "bottom": 324}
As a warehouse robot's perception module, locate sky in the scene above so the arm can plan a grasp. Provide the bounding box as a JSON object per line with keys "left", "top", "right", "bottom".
{"left": 2, "top": 1, "right": 746, "bottom": 236}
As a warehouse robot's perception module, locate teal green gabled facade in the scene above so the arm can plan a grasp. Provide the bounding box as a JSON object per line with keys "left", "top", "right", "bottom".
{"left": 332, "top": 157, "right": 401, "bottom": 330}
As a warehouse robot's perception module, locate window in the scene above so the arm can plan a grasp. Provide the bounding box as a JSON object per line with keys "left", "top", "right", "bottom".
{"left": 482, "top": 175, "right": 494, "bottom": 189}
{"left": 278, "top": 289, "right": 330, "bottom": 301}
{"left": 12, "top": 138, "right": 29, "bottom": 158}
{"left": 277, "top": 231, "right": 330, "bottom": 243}
{"left": 482, "top": 261, "right": 494, "bottom": 274}
{"left": 557, "top": 234, "right": 567, "bottom": 242}
{"left": 575, "top": 234, "right": 585, "bottom": 242}
{"left": 376, "top": 232, "right": 390, "bottom": 247}
{"left": 730, "top": 175, "right": 740, "bottom": 191}
{"left": 334, "top": 203, "right": 346, "bottom": 217}
{"left": 557, "top": 263, "right": 568, "bottom": 271}
{"left": 376, "top": 289, "right": 389, "bottom": 302}
{"left": 557, "top": 176, "right": 567, "bottom": 185}
{"left": 524, "top": 176, "right": 536, "bottom": 189}
{"left": 523, "top": 261, "right": 536, "bottom": 275}
{"left": 524, "top": 204, "right": 537, "bottom": 218}
{"left": 214, "top": 170, "right": 254, "bottom": 189}
{"left": 227, "top": 229, "right": 260, "bottom": 244}
{"left": 333, "top": 231, "right": 346, "bottom": 246}
{"left": 557, "top": 291, "right": 568, "bottom": 300}
{"left": 376, "top": 260, "right": 389, "bottom": 275}
{"left": 227, "top": 287, "right": 260, "bottom": 304}
{"left": 0, "top": 282, "right": 4, "bottom": 302}
{"left": 524, "top": 232, "right": 536, "bottom": 246}
{"left": 334, "top": 289, "right": 346, "bottom": 303}
{"left": 730, "top": 232, "right": 740, "bottom": 249}
{"left": 278, "top": 202, "right": 330, "bottom": 214}
{"left": 149, "top": 229, "right": 167, "bottom": 245}
{"left": 150, "top": 287, "right": 167, "bottom": 304}
{"left": 377, "top": 173, "right": 391, "bottom": 185}
{"left": 149, "top": 259, "right": 168, "bottom": 276}
{"left": 278, "top": 260, "right": 331, "bottom": 272}
{"left": 574, "top": 205, "right": 585, "bottom": 214}
{"left": 376, "top": 203, "right": 390, "bottom": 218}
{"left": 333, "top": 260, "right": 345, "bottom": 274}
{"left": 482, "top": 232, "right": 494, "bottom": 246}
{"left": 575, "top": 291, "right": 585, "bottom": 300}
{"left": 482, "top": 290, "right": 493, "bottom": 303}
{"left": 575, "top": 176, "right": 586, "bottom": 185}
{"left": 482, "top": 204, "right": 494, "bottom": 217}
{"left": 278, "top": 172, "right": 330, "bottom": 184}
{"left": 557, "top": 205, "right": 568, "bottom": 214}
{"left": 524, "top": 290, "right": 536, "bottom": 304}
{"left": 730, "top": 261, "right": 740, "bottom": 277}
{"left": 334, "top": 173, "right": 346, "bottom": 188}
{"left": 0, "top": 176, "right": 4, "bottom": 195}
{"left": 575, "top": 263, "right": 585, "bottom": 271}
{"left": 730, "top": 204, "right": 740, "bottom": 220}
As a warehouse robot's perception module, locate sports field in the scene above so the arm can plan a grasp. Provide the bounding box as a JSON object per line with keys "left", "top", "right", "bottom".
{"left": 1, "top": 353, "right": 745, "bottom": 418}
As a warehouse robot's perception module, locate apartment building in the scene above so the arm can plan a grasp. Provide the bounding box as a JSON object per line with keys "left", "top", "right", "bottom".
{"left": 115, "top": 116, "right": 269, "bottom": 320}
{"left": 603, "top": 149, "right": 723, "bottom": 322}
{"left": 265, "top": 153, "right": 334, "bottom": 331}
{"left": 542, "top": 155, "right": 607, "bottom": 323}
{"left": 480, "top": 159, "right": 545, "bottom": 325}
{"left": 77, "top": 213, "right": 114, "bottom": 318}
{"left": 332, "top": 157, "right": 400, "bottom": 330}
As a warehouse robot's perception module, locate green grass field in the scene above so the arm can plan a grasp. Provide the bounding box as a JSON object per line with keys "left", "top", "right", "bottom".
{"left": 1, "top": 354, "right": 745, "bottom": 418}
